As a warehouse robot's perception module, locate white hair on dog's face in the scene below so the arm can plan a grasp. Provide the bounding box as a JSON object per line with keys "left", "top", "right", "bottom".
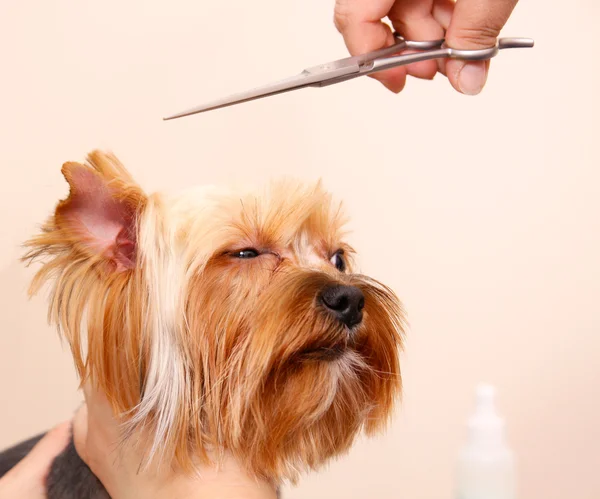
{"left": 126, "top": 192, "right": 188, "bottom": 464}
{"left": 126, "top": 185, "right": 233, "bottom": 464}
{"left": 24, "top": 151, "right": 404, "bottom": 482}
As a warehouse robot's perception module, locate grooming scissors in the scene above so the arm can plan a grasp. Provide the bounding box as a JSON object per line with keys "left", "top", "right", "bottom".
{"left": 163, "top": 33, "right": 534, "bottom": 120}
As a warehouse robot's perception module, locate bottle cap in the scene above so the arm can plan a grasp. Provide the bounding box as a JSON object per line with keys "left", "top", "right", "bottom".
{"left": 466, "top": 384, "right": 506, "bottom": 448}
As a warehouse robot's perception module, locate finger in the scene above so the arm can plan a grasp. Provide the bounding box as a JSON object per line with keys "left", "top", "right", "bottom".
{"left": 1, "top": 422, "right": 71, "bottom": 485}
{"left": 388, "top": 0, "right": 445, "bottom": 80}
{"left": 432, "top": 0, "right": 455, "bottom": 76}
{"left": 445, "top": 0, "right": 519, "bottom": 94}
{"left": 74, "top": 384, "right": 123, "bottom": 477}
{"left": 334, "top": 0, "right": 407, "bottom": 92}
{"left": 432, "top": 0, "right": 454, "bottom": 30}
{"left": 72, "top": 404, "right": 90, "bottom": 465}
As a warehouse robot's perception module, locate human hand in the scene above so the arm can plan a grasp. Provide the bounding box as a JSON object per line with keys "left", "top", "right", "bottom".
{"left": 0, "top": 422, "right": 71, "bottom": 498}
{"left": 334, "top": 0, "right": 519, "bottom": 95}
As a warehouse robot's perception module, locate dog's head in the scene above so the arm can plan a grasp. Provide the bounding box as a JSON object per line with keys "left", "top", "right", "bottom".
{"left": 24, "top": 151, "right": 404, "bottom": 482}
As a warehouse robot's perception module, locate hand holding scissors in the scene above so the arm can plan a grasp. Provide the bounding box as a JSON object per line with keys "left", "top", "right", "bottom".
{"left": 164, "top": 0, "right": 531, "bottom": 120}
{"left": 164, "top": 33, "right": 532, "bottom": 120}
{"left": 334, "top": 0, "right": 522, "bottom": 94}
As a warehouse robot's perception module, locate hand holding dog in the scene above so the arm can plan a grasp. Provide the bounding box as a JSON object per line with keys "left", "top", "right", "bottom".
{"left": 334, "top": 0, "right": 519, "bottom": 94}
{"left": 0, "top": 422, "right": 71, "bottom": 498}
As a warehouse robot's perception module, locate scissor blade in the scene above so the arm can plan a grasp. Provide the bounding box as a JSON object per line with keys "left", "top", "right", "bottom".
{"left": 163, "top": 41, "right": 417, "bottom": 119}
{"left": 163, "top": 63, "right": 358, "bottom": 120}
{"left": 163, "top": 74, "right": 307, "bottom": 120}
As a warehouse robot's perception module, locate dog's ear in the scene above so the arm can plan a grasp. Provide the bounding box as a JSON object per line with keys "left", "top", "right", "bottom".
{"left": 23, "top": 150, "right": 148, "bottom": 411}
{"left": 44, "top": 150, "right": 147, "bottom": 271}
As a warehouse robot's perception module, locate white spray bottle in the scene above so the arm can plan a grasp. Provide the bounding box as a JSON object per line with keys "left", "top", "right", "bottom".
{"left": 455, "top": 384, "right": 516, "bottom": 499}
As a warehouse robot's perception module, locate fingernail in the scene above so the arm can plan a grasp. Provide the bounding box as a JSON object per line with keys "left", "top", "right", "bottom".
{"left": 457, "top": 61, "right": 487, "bottom": 95}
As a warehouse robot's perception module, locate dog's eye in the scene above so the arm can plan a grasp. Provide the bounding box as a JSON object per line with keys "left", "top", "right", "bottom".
{"left": 232, "top": 248, "right": 260, "bottom": 259}
{"left": 330, "top": 250, "right": 346, "bottom": 272}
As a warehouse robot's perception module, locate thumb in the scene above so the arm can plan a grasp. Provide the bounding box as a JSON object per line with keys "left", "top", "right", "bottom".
{"left": 445, "top": 0, "right": 519, "bottom": 95}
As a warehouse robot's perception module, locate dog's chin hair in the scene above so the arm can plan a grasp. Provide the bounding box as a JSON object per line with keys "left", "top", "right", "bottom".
{"left": 22, "top": 150, "right": 404, "bottom": 483}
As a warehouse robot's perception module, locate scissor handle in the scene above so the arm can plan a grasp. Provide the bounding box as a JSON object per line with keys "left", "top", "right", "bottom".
{"left": 392, "top": 32, "right": 533, "bottom": 56}
{"left": 392, "top": 33, "right": 445, "bottom": 51}
{"left": 369, "top": 36, "right": 534, "bottom": 73}
{"left": 347, "top": 35, "right": 442, "bottom": 66}
{"left": 443, "top": 37, "right": 534, "bottom": 60}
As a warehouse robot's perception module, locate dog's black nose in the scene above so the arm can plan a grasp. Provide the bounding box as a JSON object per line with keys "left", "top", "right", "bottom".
{"left": 320, "top": 285, "right": 365, "bottom": 328}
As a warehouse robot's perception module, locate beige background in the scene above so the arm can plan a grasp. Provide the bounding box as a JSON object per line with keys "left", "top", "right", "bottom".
{"left": 1, "top": 0, "right": 598, "bottom": 498}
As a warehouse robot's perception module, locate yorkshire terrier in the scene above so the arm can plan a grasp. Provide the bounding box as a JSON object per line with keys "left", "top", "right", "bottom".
{"left": 0, "top": 151, "right": 404, "bottom": 498}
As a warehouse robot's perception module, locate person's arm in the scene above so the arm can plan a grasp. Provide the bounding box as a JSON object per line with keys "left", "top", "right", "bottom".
{"left": 334, "top": 0, "right": 519, "bottom": 95}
